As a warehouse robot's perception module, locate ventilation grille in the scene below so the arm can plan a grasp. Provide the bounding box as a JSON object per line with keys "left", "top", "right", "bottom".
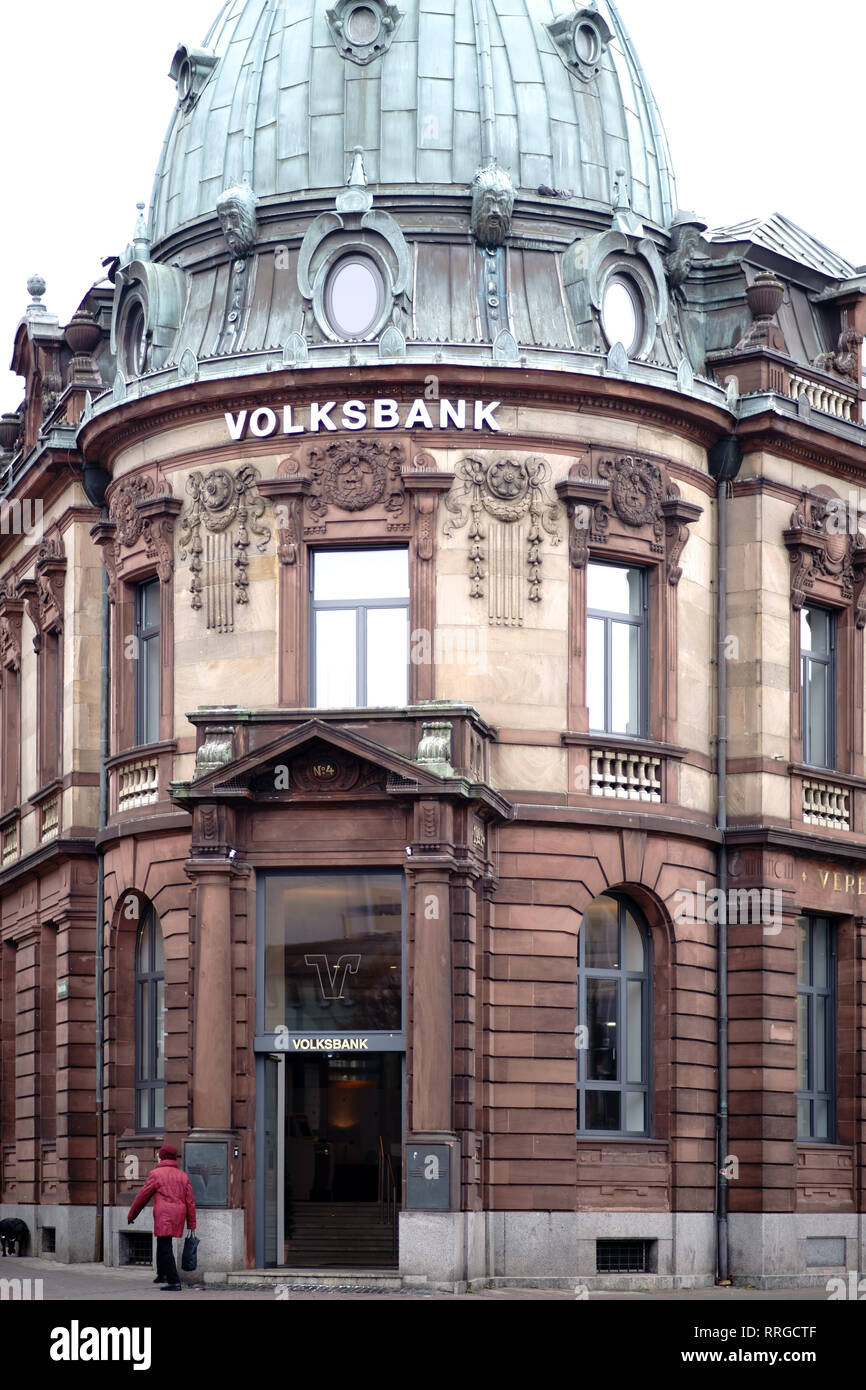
{"left": 596, "top": 1239, "right": 652, "bottom": 1273}
{"left": 121, "top": 1232, "right": 154, "bottom": 1267}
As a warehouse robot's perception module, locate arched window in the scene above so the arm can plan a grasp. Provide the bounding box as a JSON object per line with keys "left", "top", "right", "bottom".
{"left": 577, "top": 893, "right": 650, "bottom": 1135}
{"left": 135, "top": 903, "right": 165, "bottom": 1131}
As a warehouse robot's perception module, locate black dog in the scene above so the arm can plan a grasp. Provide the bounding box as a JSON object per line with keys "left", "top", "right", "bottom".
{"left": 0, "top": 1218, "right": 29, "bottom": 1256}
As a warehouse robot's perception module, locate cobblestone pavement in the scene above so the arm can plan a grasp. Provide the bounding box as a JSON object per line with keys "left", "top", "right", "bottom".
{"left": 0, "top": 1257, "right": 830, "bottom": 1301}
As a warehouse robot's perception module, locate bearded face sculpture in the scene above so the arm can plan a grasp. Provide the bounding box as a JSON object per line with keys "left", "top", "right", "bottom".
{"left": 471, "top": 163, "right": 515, "bottom": 248}
{"left": 216, "top": 183, "right": 258, "bottom": 257}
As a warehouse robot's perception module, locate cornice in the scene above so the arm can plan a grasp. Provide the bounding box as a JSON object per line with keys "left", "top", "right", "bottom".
{"left": 77, "top": 365, "right": 733, "bottom": 471}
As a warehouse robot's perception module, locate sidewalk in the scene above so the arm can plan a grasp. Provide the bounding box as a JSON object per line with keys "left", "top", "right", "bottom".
{"left": 0, "top": 1257, "right": 830, "bottom": 1301}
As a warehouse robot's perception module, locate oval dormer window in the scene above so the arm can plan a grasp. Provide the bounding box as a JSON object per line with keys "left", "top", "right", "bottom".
{"left": 346, "top": 4, "right": 380, "bottom": 44}
{"left": 123, "top": 300, "right": 147, "bottom": 377}
{"left": 602, "top": 275, "right": 642, "bottom": 356}
{"left": 324, "top": 255, "right": 385, "bottom": 338}
{"left": 574, "top": 22, "right": 600, "bottom": 65}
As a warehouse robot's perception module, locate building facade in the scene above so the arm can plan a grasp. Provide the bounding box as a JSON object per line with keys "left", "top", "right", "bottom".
{"left": 1, "top": 0, "right": 865, "bottom": 1289}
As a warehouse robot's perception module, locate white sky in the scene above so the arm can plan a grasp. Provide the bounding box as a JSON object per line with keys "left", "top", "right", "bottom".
{"left": 1, "top": 0, "right": 864, "bottom": 414}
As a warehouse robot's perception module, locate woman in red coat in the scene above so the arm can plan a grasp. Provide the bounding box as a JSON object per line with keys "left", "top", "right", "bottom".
{"left": 127, "top": 1145, "right": 197, "bottom": 1291}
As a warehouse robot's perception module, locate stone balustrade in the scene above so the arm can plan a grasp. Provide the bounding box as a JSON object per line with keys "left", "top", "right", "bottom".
{"left": 116, "top": 757, "right": 160, "bottom": 812}
{"left": 590, "top": 748, "right": 662, "bottom": 802}
{"left": 802, "top": 778, "right": 850, "bottom": 832}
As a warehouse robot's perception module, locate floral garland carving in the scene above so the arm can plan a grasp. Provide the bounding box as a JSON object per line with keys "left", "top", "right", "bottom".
{"left": 444, "top": 454, "right": 562, "bottom": 620}
{"left": 178, "top": 465, "right": 270, "bottom": 630}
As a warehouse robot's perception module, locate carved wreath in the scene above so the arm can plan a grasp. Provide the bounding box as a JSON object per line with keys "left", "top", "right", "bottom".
{"left": 306, "top": 439, "right": 406, "bottom": 520}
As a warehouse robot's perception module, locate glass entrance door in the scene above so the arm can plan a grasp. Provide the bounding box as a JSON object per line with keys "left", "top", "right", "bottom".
{"left": 259, "top": 1050, "right": 403, "bottom": 1267}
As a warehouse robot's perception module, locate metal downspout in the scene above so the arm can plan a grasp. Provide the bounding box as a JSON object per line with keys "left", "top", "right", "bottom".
{"left": 93, "top": 518, "right": 109, "bottom": 1263}
{"left": 716, "top": 476, "right": 729, "bottom": 1283}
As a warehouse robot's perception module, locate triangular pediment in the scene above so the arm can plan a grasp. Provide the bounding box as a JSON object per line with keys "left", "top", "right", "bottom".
{"left": 174, "top": 719, "right": 451, "bottom": 802}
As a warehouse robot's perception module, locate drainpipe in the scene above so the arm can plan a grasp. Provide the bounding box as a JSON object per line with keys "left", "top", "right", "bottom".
{"left": 708, "top": 435, "right": 742, "bottom": 1285}
{"left": 82, "top": 459, "right": 112, "bottom": 1264}
{"left": 93, "top": 545, "right": 109, "bottom": 1263}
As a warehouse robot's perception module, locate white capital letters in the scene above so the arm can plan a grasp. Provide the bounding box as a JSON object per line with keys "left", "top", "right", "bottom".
{"left": 404, "top": 399, "right": 434, "bottom": 430}
{"left": 474, "top": 400, "right": 501, "bottom": 431}
{"left": 439, "top": 399, "right": 465, "bottom": 429}
{"left": 310, "top": 402, "right": 337, "bottom": 432}
{"left": 282, "top": 405, "right": 304, "bottom": 434}
{"left": 224, "top": 411, "right": 248, "bottom": 440}
{"left": 249, "top": 407, "right": 277, "bottom": 437}
{"left": 342, "top": 400, "right": 367, "bottom": 430}
{"left": 374, "top": 399, "right": 401, "bottom": 429}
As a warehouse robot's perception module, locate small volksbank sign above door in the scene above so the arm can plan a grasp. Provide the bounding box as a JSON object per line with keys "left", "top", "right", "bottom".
{"left": 225, "top": 398, "right": 501, "bottom": 440}
{"left": 256, "top": 1028, "right": 404, "bottom": 1053}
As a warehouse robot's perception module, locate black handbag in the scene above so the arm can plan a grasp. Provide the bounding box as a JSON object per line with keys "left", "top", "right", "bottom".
{"left": 181, "top": 1233, "right": 200, "bottom": 1272}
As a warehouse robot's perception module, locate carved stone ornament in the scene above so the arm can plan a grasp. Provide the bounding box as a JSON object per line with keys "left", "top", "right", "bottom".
{"left": 783, "top": 492, "right": 866, "bottom": 626}
{"left": 556, "top": 454, "right": 702, "bottom": 587}
{"left": 306, "top": 439, "right": 406, "bottom": 520}
{"left": 0, "top": 581, "right": 23, "bottom": 672}
{"left": 105, "top": 476, "right": 179, "bottom": 600}
{"left": 178, "top": 465, "right": 271, "bottom": 632}
{"left": 193, "top": 727, "right": 235, "bottom": 781}
{"left": 30, "top": 537, "right": 67, "bottom": 648}
{"left": 470, "top": 162, "right": 515, "bottom": 248}
{"left": 813, "top": 327, "right": 863, "bottom": 382}
{"left": 415, "top": 721, "right": 454, "bottom": 776}
{"left": 444, "top": 453, "right": 562, "bottom": 624}
{"left": 215, "top": 182, "right": 258, "bottom": 258}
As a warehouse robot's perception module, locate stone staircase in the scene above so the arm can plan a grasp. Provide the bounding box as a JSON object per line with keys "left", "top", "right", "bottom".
{"left": 283, "top": 1201, "right": 398, "bottom": 1268}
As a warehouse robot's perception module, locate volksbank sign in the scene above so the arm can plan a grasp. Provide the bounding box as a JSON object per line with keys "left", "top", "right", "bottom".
{"left": 225, "top": 397, "right": 501, "bottom": 440}
{"left": 260, "top": 1028, "right": 404, "bottom": 1052}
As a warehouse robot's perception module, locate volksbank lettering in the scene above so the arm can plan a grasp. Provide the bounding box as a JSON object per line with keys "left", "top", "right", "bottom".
{"left": 225, "top": 398, "right": 501, "bottom": 440}
{"left": 292, "top": 1037, "right": 369, "bottom": 1051}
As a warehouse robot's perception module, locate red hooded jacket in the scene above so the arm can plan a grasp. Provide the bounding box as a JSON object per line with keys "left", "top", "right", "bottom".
{"left": 127, "top": 1158, "right": 197, "bottom": 1238}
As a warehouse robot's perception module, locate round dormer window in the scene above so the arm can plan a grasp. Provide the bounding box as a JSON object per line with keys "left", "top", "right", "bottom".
{"left": 602, "top": 275, "right": 642, "bottom": 355}
{"left": 574, "top": 22, "right": 600, "bottom": 65}
{"left": 346, "top": 4, "right": 380, "bottom": 44}
{"left": 324, "top": 255, "right": 385, "bottom": 338}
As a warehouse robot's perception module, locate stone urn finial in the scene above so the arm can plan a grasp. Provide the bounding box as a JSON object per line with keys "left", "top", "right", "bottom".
{"left": 26, "top": 275, "right": 47, "bottom": 312}
{"left": 746, "top": 270, "right": 784, "bottom": 323}
{"left": 734, "top": 270, "right": 788, "bottom": 354}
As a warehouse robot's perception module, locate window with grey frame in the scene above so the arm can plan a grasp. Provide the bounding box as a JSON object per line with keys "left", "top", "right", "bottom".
{"left": 135, "top": 903, "right": 165, "bottom": 1132}
{"left": 135, "top": 577, "right": 161, "bottom": 746}
{"left": 796, "top": 914, "right": 836, "bottom": 1142}
{"left": 310, "top": 548, "right": 409, "bottom": 708}
{"left": 586, "top": 562, "right": 648, "bottom": 737}
{"left": 577, "top": 893, "right": 651, "bottom": 1135}
{"left": 800, "top": 605, "right": 836, "bottom": 769}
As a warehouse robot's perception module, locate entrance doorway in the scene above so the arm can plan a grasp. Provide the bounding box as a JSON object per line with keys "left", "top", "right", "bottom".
{"left": 262, "top": 1052, "right": 402, "bottom": 1267}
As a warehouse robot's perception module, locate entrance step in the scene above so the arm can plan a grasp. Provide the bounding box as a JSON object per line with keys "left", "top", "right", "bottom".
{"left": 282, "top": 1202, "right": 398, "bottom": 1269}
{"left": 226, "top": 1268, "right": 403, "bottom": 1290}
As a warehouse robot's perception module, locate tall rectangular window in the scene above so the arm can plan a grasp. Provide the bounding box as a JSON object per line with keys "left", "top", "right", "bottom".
{"left": 801, "top": 606, "right": 835, "bottom": 769}
{"left": 135, "top": 578, "right": 161, "bottom": 746}
{"left": 796, "top": 915, "right": 835, "bottom": 1141}
{"left": 586, "top": 563, "right": 647, "bottom": 736}
{"left": 311, "top": 549, "right": 409, "bottom": 708}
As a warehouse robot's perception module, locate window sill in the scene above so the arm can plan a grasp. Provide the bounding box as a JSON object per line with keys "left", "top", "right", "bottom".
{"left": 563, "top": 732, "right": 686, "bottom": 760}
{"left": 27, "top": 778, "right": 62, "bottom": 809}
{"left": 789, "top": 763, "right": 866, "bottom": 791}
{"left": 106, "top": 740, "right": 177, "bottom": 770}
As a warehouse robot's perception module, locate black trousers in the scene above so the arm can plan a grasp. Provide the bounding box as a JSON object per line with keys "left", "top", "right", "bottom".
{"left": 156, "top": 1236, "right": 180, "bottom": 1284}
